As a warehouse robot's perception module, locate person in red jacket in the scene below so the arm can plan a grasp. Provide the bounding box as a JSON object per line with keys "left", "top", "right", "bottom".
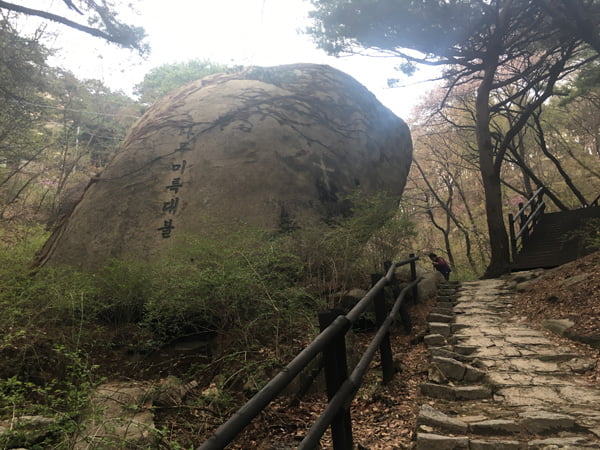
{"left": 428, "top": 253, "right": 451, "bottom": 280}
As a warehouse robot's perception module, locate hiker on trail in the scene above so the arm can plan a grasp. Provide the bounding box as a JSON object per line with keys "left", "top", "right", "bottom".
{"left": 428, "top": 253, "right": 451, "bottom": 281}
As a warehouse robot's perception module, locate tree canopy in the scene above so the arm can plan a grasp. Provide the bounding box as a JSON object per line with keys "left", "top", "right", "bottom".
{"left": 135, "top": 59, "right": 227, "bottom": 104}
{"left": 308, "top": 0, "right": 599, "bottom": 277}
{"left": 0, "top": 0, "right": 148, "bottom": 54}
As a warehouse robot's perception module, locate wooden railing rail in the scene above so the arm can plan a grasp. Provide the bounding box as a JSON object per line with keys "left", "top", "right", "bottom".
{"left": 508, "top": 187, "right": 546, "bottom": 261}
{"left": 298, "top": 276, "right": 420, "bottom": 449}
{"left": 198, "top": 255, "right": 422, "bottom": 450}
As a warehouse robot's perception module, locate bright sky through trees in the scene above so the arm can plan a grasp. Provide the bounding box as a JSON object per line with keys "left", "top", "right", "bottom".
{"left": 18, "top": 0, "right": 437, "bottom": 119}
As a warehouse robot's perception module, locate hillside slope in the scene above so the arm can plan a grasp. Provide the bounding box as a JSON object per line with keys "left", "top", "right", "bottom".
{"left": 511, "top": 249, "right": 600, "bottom": 382}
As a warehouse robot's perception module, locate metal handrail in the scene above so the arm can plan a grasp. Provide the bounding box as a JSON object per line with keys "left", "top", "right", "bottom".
{"left": 198, "top": 256, "right": 421, "bottom": 450}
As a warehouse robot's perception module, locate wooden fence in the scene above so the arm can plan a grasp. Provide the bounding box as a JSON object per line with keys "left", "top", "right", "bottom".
{"left": 508, "top": 187, "right": 546, "bottom": 261}
{"left": 198, "top": 254, "right": 422, "bottom": 450}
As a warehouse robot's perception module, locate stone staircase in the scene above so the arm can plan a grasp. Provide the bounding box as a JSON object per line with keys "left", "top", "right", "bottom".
{"left": 416, "top": 279, "right": 600, "bottom": 449}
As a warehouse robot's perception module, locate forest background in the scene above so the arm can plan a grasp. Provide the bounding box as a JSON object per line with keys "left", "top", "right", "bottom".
{"left": 0, "top": 1, "right": 599, "bottom": 447}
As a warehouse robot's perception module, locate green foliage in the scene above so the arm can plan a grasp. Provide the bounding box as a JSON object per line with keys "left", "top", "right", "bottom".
{"left": 135, "top": 59, "right": 228, "bottom": 104}
{"left": 0, "top": 194, "right": 416, "bottom": 447}
{"left": 140, "top": 229, "right": 315, "bottom": 348}
{"left": 307, "top": 0, "right": 489, "bottom": 58}
{"left": 2, "top": 0, "right": 148, "bottom": 54}
{"left": 559, "top": 57, "right": 600, "bottom": 104}
{"left": 565, "top": 218, "right": 600, "bottom": 251}
{"left": 0, "top": 344, "right": 98, "bottom": 449}
{"left": 281, "top": 191, "right": 416, "bottom": 300}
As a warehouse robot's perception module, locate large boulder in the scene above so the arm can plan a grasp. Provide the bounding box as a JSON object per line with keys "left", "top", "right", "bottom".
{"left": 37, "top": 63, "right": 412, "bottom": 269}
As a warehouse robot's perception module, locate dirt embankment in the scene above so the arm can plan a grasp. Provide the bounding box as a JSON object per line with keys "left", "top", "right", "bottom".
{"left": 511, "top": 249, "right": 600, "bottom": 382}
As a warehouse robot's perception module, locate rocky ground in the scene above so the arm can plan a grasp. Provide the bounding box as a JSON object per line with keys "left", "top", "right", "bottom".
{"left": 511, "top": 249, "right": 600, "bottom": 383}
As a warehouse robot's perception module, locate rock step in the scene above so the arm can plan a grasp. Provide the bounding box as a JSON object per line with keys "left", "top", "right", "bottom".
{"left": 427, "top": 313, "right": 455, "bottom": 323}
{"left": 420, "top": 383, "right": 492, "bottom": 400}
{"left": 416, "top": 433, "right": 600, "bottom": 450}
{"left": 416, "top": 278, "right": 600, "bottom": 450}
{"left": 417, "top": 406, "right": 580, "bottom": 436}
{"left": 428, "top": 356, "right": 486, "bottom": 382}
{"left": 416, "top": 406, "right": 597, "bottom": 449}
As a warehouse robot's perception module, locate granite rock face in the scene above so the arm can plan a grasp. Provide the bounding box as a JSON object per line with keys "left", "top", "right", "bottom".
{"left": 37, "top": 64, "right": 412, "bottom": 269}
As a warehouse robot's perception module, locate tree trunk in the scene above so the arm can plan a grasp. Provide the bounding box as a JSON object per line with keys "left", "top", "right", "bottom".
{"left": 476, "top": 65, "right": 511, "bottom": 278}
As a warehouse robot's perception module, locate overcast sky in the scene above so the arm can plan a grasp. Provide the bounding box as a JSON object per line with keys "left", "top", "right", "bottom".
{"left": 24, "top": 0, "right": 439, "bottom": 120}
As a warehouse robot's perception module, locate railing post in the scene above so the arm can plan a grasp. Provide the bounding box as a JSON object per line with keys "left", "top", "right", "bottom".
{"left": 372, "top": 273, "right": 394, "bottom": 384}
{"left": 409, "top": 253, "right": 419, "bottom": 303}
{"left": 508, "top": 213, "right": 517, "bottom": 261}
{"left": 318, "top": 310, "right": 353, "bottom": 449}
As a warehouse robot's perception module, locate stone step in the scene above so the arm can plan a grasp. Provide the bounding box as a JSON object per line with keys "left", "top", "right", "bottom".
{"left": 424, "top": 334, "right": 447, "bottom": 347}
{"left": 420, "top": 383, "right": 492, "bottom": 401}
{"left": 429, "top": 356, "right": 486, "bottom": 382}
{"left": 416, "top": 278, "right": 600, "bottom": 450}
{"left": 430, "top": 346, "right": 475, "bottom": 363}
{"left": 416, "top": 432, "right": 469, "bottom": 450}
{"left": 427, "top": 313, "right": 455, "bottom": 323}
{"left": 431, "top": 306, "right": 455, "bottom": 315}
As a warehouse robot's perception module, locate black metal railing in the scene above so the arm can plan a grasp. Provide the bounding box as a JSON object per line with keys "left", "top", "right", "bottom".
{"left": 508, "top": 187, "right": 546, "bottom": 261}
{"left": 198, "top": 255, "right": 421, "bottom": 450}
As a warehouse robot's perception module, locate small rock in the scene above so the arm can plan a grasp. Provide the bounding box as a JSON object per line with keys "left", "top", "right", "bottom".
{"left": 13, "top": 415, "right": 55, "bottom": 426}
{"left": 515, "top": 281, "right": 533, "bottom": 292}
{"left": 432, "top": 356, "right": 467, "bottom": 381}
{"left": 154, "top": 376, "right": 187, "bottom": 407}
{"left": 428, "top": 364, "right": 448, "bottom": 384}
{"left": 438, "top": 289, "right": 458, "bottom": 296}
{"left": 542, "top": 319, "right": 574, "bottom": 337}
{"left": 430, "top": 347, "right": 473, "bottom": 363}
{"left": 74, "top": 382, "right": 157, "bottom": 449}
{"left": 559, "top": 273, "right": 589, "bottom": 288}
{"left": 559, "top": 357, "right": 597, "bottom": 374}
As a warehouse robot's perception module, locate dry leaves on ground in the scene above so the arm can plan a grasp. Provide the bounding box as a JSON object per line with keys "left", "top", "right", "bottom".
{"left": 513, "top": 249, "right": 600, "bottom": 382}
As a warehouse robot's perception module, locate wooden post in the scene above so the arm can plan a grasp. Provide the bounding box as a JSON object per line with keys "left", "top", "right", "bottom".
{"left": 508, "top": 213, "right": 517, "bottom": 261}
{"left": 372, "top": 274, "right": 394, "bottom": 384}
{"left": 318, "top": 310, "right": 353, "bottom": 449}
{"left": 409, "top": 253, "right": 419, "bottom": 303}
